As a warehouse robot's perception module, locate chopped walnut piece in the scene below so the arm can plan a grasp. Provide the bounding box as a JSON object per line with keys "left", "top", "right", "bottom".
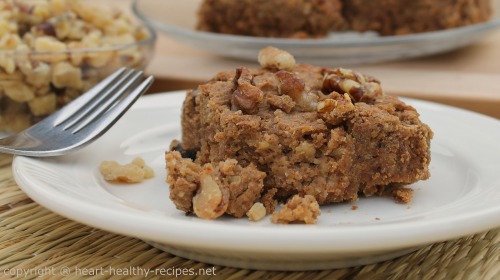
{"left": 266, "top": 93, "right": 295, "bottom": 113}
{"left": 232, "top": 82, "right": 264, "bottom": 114}
{"left": 246, "top": 202, "right": 267, "bottom": 222}
{"left": 276, "top": 70, "right": 318, "bottom": 111}
{"left": 99, "top": 157, "right": 154, "bottom": 183}
{"left": 192, "top": 165, "right": 229, "bottom": 219}
{"left": 276, "top": 70, "right": 305, "bottom": 99}
{"left": 51, "top": 61, "right": 82, "bottom": 89}
{"left": 231, "top": 67, "right": 264, "bottom": 114}
{"left": 28, "top": 93, "right": 56, "bottom": 116}
{"left": 258, "top": 46, "right": 296, "bottom": 71}
{"left": 317, "top": 93, "right": 355, "bottom": 125}
{"left": 2, "top": 81, "right": 35, "bottom": 102}
{"left": 34, "top": 36, "right": 68, "bottom": 63}
{"left": 322, "top": 68, "right": 383, "bottom": 103}
{"left": 271, "top": 195, "right": 321, "bottom": 224}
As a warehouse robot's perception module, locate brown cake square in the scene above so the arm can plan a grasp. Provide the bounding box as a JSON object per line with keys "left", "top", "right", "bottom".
{"left": 166, "top": 47, "right": 433, "bottom": 223}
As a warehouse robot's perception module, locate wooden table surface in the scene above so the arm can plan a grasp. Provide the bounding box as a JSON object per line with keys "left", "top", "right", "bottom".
{"left": 146, "top": 21, "right": 500, "bottom": 119}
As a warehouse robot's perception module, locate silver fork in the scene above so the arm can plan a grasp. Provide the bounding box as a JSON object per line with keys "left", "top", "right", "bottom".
{"left": 0, "top": 68, "right": 154, "bottom": 157}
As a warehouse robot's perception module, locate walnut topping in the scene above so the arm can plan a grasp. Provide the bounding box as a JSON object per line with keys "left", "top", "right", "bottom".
{"left": 335, "top": 67, "right": 370, "bottom": 84}
{"left": 232, "top": 83, "right": 264, "bottom": 113}
{"left": 258, "top": 46, "right": 296, "bottom": 71}
{"left": 246, "top": 202, "right": 267, "bottom": 221}
{"left": 233, "top": 66, "right": 253, "bottom": 83}
{"left": 325, "top": 75, "right": 362, "bottom": 98}
{"left": 317, "top": 93, "right": 355, "bottom": 125}
{"left": 193, "top": 166, "right": 229, "bottom": 219}
{"left": 231, "top": 67, "right": 264, "bottom": 114}
{"left": 276, "top": 70, "right": 305, "bottom": 99}
{"left": 266, "top": 94, "right": 296, "bottom": 113}
{"left": 276, "top": 70, "right": 318, "bottom": 111}
{"left": 322, "top": 68, "right": 383, "bottom": 103}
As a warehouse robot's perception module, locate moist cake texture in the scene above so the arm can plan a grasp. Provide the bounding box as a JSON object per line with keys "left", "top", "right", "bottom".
{"left": 196, "top": 0, "right": 492, "bottom": 37}
{"left": 166, "top": 47, "right": 433, "bottom": 223}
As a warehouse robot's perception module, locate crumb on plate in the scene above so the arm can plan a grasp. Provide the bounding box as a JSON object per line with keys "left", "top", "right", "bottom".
{"left": 99, "top": 157, "right": 154, "bottom": 183}
{"left": 270, "top": 195, "right": 321, "bottom": 224}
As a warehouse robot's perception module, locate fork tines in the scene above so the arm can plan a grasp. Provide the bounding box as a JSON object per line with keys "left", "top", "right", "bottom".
{"left": 54, "top": 68, "right": 152, "bottom": 134}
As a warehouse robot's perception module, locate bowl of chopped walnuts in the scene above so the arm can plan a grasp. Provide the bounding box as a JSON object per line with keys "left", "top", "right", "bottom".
{"left": 0, "top": 0, "right": 156, "bottom": 132}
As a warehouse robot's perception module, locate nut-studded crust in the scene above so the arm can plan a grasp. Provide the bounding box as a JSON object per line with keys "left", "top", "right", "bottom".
{"left": 166, "top": 151, "right": 266, "bottom": 219}
{"left": 167, "top": 48, "right": 433, "bottom": 222}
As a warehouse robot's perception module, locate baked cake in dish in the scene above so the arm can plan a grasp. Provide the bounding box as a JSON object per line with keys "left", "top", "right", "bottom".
{"left": 344, "top": 0, "right": 493, "bottom": 35}
{"left": 165, "top": 47, "right": 433, "bottom": 224}
{"left": 196, "top": 0, "right": 346, "bottom": 38}
{"left": 196, "top": 0, "right": 493, "bottom": 37}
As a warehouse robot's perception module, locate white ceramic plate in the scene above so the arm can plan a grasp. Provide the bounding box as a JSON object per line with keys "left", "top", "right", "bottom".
{"left": 132, "top": 0, "right": 500, "bottom": 65}
{"left": 13, "top": 92, "right": 500, "bottom": 271}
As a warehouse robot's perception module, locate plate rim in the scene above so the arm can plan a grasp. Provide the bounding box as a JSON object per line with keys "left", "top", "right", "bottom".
{"left": 12, "top": 91, "right": 500, "bottom": 254}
